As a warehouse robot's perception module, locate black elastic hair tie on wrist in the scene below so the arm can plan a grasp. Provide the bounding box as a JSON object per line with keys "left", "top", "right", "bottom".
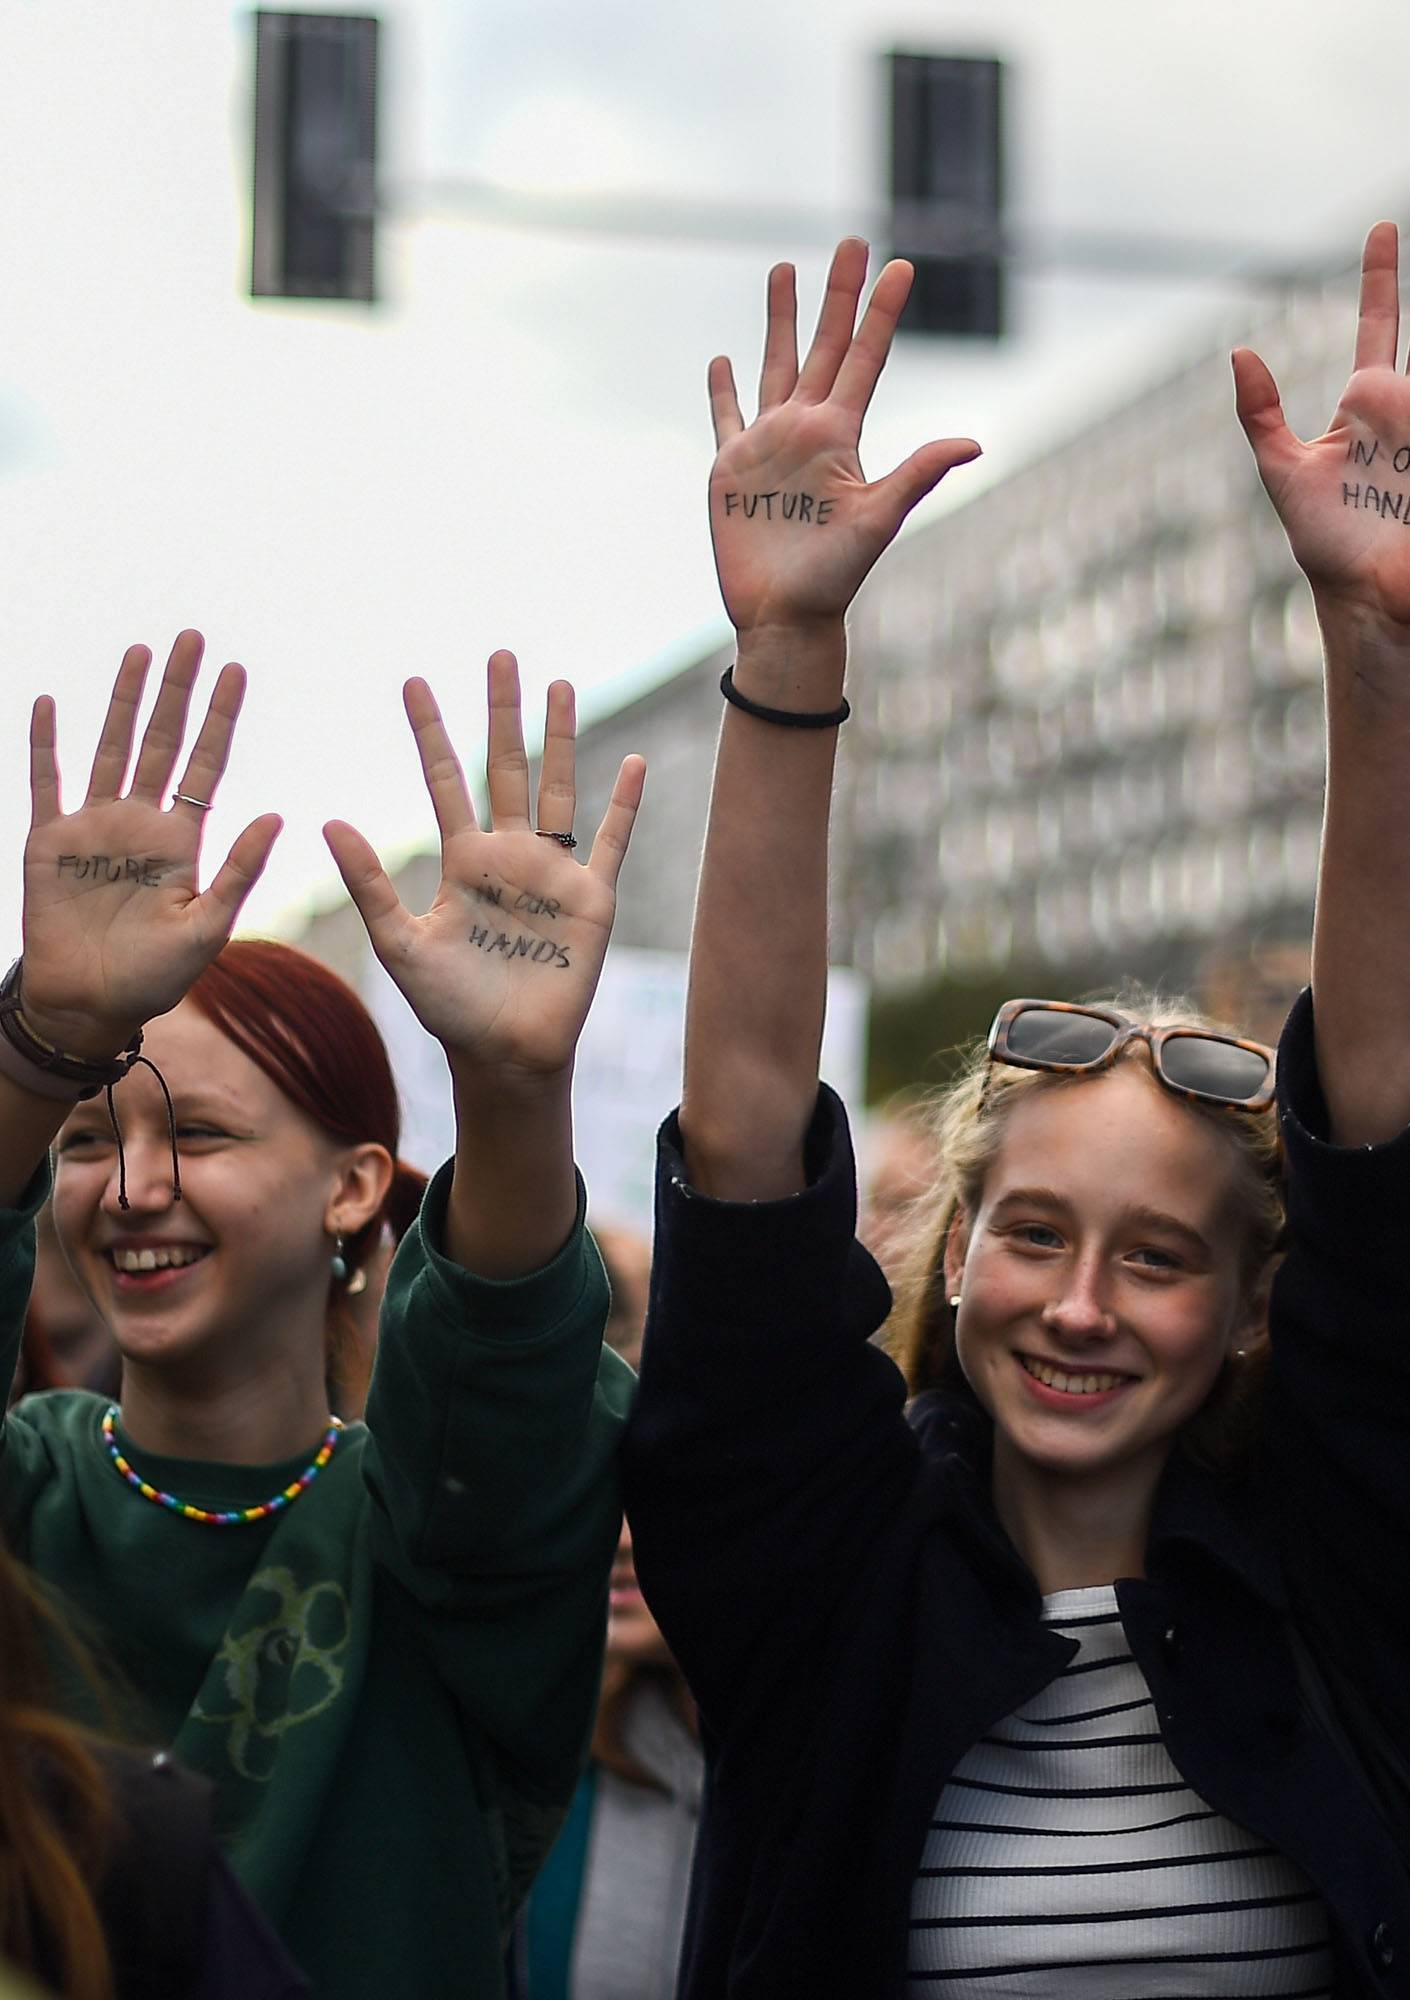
{"left": 719, "top": 665, "right": 851, "bottom": 729}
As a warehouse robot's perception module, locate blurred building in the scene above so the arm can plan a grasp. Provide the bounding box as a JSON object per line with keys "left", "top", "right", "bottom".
{"left": 833, "top": 279, "right": 1347, "bottom": 1000}
{"left": 296, "top": 276, "right": 1351, "bottom": 1011}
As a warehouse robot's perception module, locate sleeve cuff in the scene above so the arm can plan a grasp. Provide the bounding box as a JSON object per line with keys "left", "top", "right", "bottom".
{"left": 650, "top": 1085, "right": 893, "bottom": 1355}
{"left": 404, "top": 1157, "right": 598, "bottom": 1343}
{"left": 1, "top": 1158, "right": 52, "bottom": 1229}
{"left": 1277, "top": 987, "right": 1410, "bottom": 1285}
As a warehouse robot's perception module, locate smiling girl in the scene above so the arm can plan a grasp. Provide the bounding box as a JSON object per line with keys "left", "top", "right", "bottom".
{"left": 623, "top": 232, "right": 1410, "bottom": 1997}
{"left": 0, "top": 638, "right": 644, "bottom": 1997}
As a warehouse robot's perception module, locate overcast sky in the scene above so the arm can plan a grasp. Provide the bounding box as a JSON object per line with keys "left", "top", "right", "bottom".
{"left": 1, "top": 0, "right": 1407, "bottom": 953}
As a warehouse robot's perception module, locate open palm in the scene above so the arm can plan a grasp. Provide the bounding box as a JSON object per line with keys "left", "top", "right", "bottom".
{"left": 1236, "top": 222, "right": 1410, "bottom": 626}
{"left": 21, "top": 633, "right": 280, "bottom": 1057}
{"left": 325, "top": 654, "right": 644, "bottom": 1081}
{"left": 709, "top": 241, "right": 980, "bottom": 633}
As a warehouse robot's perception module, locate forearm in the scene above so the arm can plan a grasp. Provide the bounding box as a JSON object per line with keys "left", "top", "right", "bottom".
{"left": 1309, "top": 596, "right": 1410, "bottom": 1144}
{"left": 681, "top": 622, "right": 845, "bottom": 1199}
{"left": 0, "top": 1077, "right": 67, "bottom": 1210}
{"left": 444, "top": 1063, "right": 578, "bottom": 1278}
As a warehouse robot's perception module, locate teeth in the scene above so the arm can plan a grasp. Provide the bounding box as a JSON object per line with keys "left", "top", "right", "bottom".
{"left": 111, "top": 1246, "right": 206, "bottom": 1274}
{"left": 1020, "top": 1355, "right": 1130, "bottom": 1396}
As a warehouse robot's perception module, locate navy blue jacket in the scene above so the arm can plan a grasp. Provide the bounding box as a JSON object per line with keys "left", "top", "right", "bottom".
{"left": 622, "top": 994, "right": 1410, "bottom": 1998}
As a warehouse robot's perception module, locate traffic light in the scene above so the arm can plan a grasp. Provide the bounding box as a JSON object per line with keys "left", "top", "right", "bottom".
{"left": 251, "top": 11, "right": 380, "bottom": 302}
{"left": 888, "top": 53, "right": 1005, "bottom": 338}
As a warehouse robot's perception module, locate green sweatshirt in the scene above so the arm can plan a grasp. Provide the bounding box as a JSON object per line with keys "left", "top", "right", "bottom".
{"left": 0, "top": 1159, "right": 633, "bottom": 1999}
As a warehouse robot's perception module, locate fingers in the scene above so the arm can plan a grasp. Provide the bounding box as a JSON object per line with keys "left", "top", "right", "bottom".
{"left": 870, "top": 436, "right": 982, "bottom": 531}
{"left": 199, "top": 813, "right": 283, "bottom": 934}
{"left": 85, "top": 645, "right": 152, "bottom": 803}
{"left": 535, "top": 680, "right": 576, "bottom": 839}
{"left": 1353, "top": 220, "right": 1400, "bottom": 374}
{"left": 29, "top": 697, "right": 60, "bottom": 829}
{"left": 795, "top": 238, "right": 869, "bottom": 404}
{"left": 484, "top": 650, "right": 532, "bottom": 831}
{"left": 323, "top": 818, "right": 411, "bottom": 950}
{"left": 170, "top": 662, "right": 248, "bottom": 822}
{"left": 585, "top": 754, "right": 646, "bottom": 889}
{"left": 404, "top": 677, "right": 477, "bottom": 842}
{"left": 129, "top": 630, "right": 205, "bottom": 804}
{"left": 709, "top": 356, "right": 744, "bottom": 447}
{"left": 832, "top": 259, "right": 914, "bottom": 419}
{"left": 757, "top": 263, "right": 799, "bottom": 411}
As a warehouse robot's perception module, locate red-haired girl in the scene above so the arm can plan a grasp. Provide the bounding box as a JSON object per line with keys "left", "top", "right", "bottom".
{"left": 624, "top": 232, "right": 1410, "bottom": 1996}
{"left": 0, "top": 639, "right": 644, "bottom": 1996}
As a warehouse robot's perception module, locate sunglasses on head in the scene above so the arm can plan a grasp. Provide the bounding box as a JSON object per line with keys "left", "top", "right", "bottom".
{"left": 986, "top": 999, "right": 1277, "bottom": 1112}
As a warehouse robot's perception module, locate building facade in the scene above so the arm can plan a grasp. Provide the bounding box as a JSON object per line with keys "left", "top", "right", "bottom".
{"left": 298, "top": 275, "right": 1355, "bottom": 1017}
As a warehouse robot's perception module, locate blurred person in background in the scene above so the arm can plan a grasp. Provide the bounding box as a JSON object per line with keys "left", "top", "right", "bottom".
{"left": 0, "top": 635, "right": 643, "bottom": 1997}
{"left": 858, "top": 1088, "right": 939, "bottom": 1286}
{"left": 623, "top": 230, "right": 1410, "bottom": 1996}
{"left": 16, "top": 1200, "right": 120, "bottom": 1402}
{"left": 1199, "top": 940, "right": 1312, "bottom": 1052}
{"left": 508, "top": 1220, "right": 703, "bottom": 2000}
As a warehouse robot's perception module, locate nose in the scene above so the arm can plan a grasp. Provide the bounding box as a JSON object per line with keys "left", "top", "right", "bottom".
{"left": 1040, "top": 1257, "right": 1117, "bottom": 1343}
{"left": 99, "top": 1130, "right": 179, "bottom": 1219}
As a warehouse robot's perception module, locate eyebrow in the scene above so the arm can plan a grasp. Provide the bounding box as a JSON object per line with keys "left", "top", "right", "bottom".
{"left": 988, "top": 1188, "right": 1213, "bottom": 1261}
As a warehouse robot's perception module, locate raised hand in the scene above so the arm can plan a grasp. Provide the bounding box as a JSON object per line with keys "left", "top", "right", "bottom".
{"left": 324, "top": 652, "right": 644, "bottom": 1084}
{"left": 1235, "top": 221, "right": 1410, "bottom": 626}
{"left": 708, "top": 238, "right": 980, "bottom": 636}
{"left": 21, "top": 632, "right": 281, "bottom": 1058}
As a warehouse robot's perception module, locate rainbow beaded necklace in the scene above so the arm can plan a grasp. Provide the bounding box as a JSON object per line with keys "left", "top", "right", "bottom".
{"left": 100, "top": 1405, "right": 343, "bottom": 1527}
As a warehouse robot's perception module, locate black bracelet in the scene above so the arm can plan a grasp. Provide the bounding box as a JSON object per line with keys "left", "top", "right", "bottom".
{"left": 719, "top": 665, "right": 851, "bottom": 730}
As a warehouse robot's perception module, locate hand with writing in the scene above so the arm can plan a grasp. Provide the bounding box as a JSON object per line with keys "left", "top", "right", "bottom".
{"left": 21, "top": 632, "right": 281, "bottom": 1059}
{"left": 1236, "top": 222, "right": 1410, "bottom": 626}
{"left": 708, "top": 239, "right": 980, "bottom": 636}
{"left": 324, "top": 653, "right": 645, "bottom": 1084}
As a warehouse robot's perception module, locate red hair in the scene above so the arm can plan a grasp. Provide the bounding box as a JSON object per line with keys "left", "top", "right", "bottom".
{"left": 187, "top": 940, "right": 428, "bottom": 1401}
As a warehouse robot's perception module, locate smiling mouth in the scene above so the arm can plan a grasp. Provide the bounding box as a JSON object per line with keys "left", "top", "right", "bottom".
{"left": 105, "top": 1245, "right": 211, "bottom": 1275}
{"left": 1018, "top": 1353, "right": 1137, "bottom": 1397}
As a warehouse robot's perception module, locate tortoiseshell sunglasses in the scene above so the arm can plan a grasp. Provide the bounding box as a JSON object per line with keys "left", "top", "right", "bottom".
{"left": 986, "top": 999, "right": 1277, "bottom": 1112}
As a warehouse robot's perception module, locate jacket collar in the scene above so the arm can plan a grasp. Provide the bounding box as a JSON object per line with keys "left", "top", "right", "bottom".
{"left": 910, "top": 1388, "right": 1287, "bottom": 1615}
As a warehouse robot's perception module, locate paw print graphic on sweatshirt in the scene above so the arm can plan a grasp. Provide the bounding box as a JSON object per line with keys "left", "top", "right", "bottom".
{"left": 190, "top": 1566, "right": 352, "bottom": 1781}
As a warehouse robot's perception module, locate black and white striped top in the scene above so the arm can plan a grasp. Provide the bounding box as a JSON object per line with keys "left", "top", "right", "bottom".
{"left": 907, "top": 1585, "right": 1333, "bottom": 1997}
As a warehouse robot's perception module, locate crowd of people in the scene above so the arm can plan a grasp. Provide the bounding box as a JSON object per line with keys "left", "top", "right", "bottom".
{"left": 0, "top": 220, "right": 1406, "bottom": 1999}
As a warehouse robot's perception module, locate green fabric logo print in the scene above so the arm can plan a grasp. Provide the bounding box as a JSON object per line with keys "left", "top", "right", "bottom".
{"left": 192, "top": 1566, "right": 351, "bottom": 1781}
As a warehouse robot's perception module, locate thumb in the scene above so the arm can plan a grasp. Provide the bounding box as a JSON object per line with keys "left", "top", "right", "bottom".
{"left": 870, "top": 437, "right": 982, "bottom": 533}
{"left": 1232, "top": 347, "right": 1296, "bottom": 468}
{"left": 323, "top": 819, "right": 410, "bottom": 956}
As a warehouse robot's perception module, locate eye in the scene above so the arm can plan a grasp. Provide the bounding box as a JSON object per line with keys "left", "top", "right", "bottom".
{"left": 1012, "top": 1222, "right": 1063, "bottom": 1250}
{"left": 1129, "top": 1244, "right": 1181, "bottom": 1272}
{"left": 175, "top": 1124, "right": 229, "bottom": 1145}
{"left": 54, "top": 1129, "right": 111, "bottom": 1157}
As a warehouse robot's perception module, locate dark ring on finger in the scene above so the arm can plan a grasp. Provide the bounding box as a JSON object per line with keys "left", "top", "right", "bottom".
{"left": 534, "top": 829, "right": 577, "bottom": 851}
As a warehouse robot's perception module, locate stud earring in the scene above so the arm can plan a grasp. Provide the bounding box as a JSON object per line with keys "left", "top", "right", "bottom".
{"left": 330, "top": 1233, "right": 350, "bottom": 1285}
{"left": 948, "top": 1294, "right": 963, "bottom": 1310}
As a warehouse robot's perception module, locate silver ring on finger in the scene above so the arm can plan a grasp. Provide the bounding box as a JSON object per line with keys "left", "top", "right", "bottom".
{"left": 171, "top": 791, "right": 213, "bottom": 812}
{"left": 534, "top": 828, "right": 577, "bottom": 851}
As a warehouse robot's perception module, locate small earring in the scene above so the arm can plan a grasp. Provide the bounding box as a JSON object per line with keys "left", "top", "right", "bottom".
{"left": 330, "top": 1233, "right": 350, "bottom": 1285}
{"left": 948, "top": 1294, "right": 963, "bottom": 1310}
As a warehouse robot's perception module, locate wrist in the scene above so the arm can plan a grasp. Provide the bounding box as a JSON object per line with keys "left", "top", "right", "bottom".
{"left": 733, "top": 623, "right": 847, "bottom": 706}
{"left": 447, "top": 1053, "right": 574, "bottom": 1116}
{"left": 0, "top": 962, "right": 142, "bottom": 1100}
{"left": 1312, "top": 587, "right": 1410, "bottom": 653}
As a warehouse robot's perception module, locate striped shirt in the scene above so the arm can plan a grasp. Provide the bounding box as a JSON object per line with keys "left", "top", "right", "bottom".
{"left": 907, "top": 1585, "right": 1333, "bottom": 1997}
